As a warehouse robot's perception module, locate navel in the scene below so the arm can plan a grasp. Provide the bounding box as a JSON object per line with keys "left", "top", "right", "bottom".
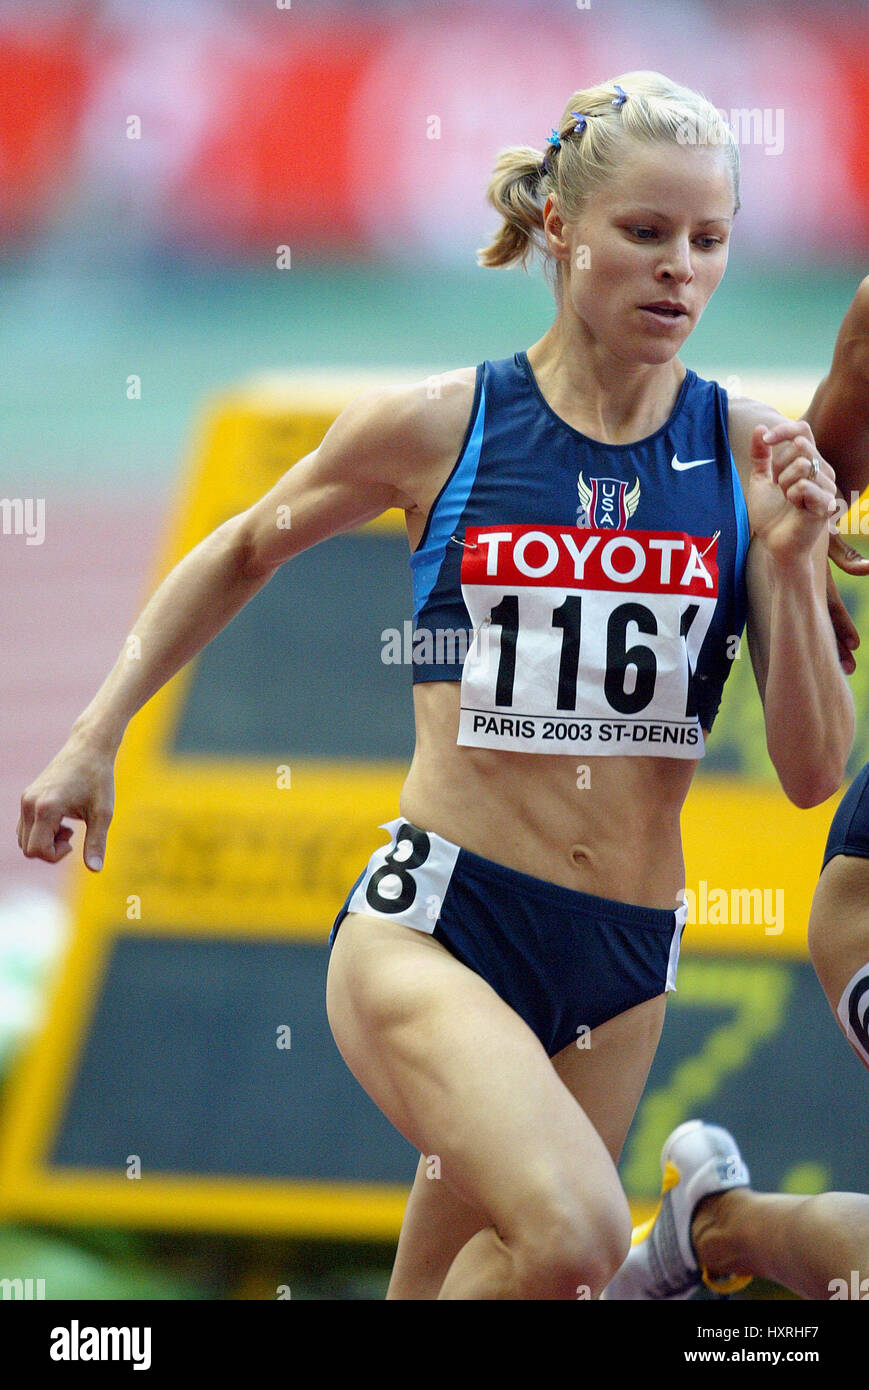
{"left": 570, "top": 844, "right": 592, "bottom": 870}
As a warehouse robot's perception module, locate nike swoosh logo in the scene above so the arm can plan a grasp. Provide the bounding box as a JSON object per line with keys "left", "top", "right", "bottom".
{"left": 671, "top": 454, "right": 716, "bottom": 471}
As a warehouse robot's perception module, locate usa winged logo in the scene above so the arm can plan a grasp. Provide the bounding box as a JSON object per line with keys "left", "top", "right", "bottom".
{"left": 577, "top": 472, "right": 641, "bottom": 529}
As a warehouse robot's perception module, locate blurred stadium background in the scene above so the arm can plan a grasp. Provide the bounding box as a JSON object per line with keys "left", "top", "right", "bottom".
{"left": 0, "top": 0, "right": 867, "bottom": 1301}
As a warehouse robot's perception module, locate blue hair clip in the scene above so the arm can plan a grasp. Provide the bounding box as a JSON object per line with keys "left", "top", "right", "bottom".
{"left": 546, "top": 129, "right": 562, "bottom": 149}
{"left": 611, "top": 85, "right": 628, "bottom": 107}
{"left": 570, "top": 112, "right": 589, "bottom": 134}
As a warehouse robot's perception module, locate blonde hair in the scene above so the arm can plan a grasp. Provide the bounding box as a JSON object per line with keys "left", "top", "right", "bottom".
{"left": 477, "top": 71, "right": 740, "bottom": 274}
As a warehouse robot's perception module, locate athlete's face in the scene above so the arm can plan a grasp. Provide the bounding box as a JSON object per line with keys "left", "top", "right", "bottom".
{"left": 554, "top": 141, "right": 735, "bottom": 363}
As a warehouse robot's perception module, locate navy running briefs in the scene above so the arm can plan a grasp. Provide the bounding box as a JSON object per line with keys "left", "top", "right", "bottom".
{"left": 822, "top": 762, "right": 869, "bottom": 869}
{"left": 331, "top": 819, "right": 685, "bottom": 1058}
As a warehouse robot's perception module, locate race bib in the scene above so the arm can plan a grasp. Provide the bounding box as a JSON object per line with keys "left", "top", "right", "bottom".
{"left": 457, "top": 524, "right": 718, "bottom": 757}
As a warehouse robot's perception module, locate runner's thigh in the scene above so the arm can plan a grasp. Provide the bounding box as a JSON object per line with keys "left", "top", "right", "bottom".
{"left": 385, "top": 990, "right": 667, "bottom": 1296}
{"left": 326, "top": 911, "right": 629, "bottom": 1249}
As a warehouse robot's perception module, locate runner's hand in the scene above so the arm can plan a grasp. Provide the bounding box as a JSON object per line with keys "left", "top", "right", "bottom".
{"left": 748, "top": 420, "right": 838, "bottom": 560}
{"left": 17, "top": 735, "right": 114, "bottom": 870}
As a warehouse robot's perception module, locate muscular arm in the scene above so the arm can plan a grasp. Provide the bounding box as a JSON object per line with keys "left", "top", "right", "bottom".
{"left": 803, "top": 275, "right": 869, "bottom": 501}
{"left": 792, "top": 277, "right": 869, "bottom": 667}
{"left": 729, "top": 399, "right": 854, "bottom": 807}
{"left": 18, "top": 373, "right": 472, "bottom": 867}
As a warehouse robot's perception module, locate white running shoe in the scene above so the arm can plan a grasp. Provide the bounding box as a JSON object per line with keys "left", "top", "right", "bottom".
{"left": 601, "top": 1119, "right": 752, "bottom": 1300}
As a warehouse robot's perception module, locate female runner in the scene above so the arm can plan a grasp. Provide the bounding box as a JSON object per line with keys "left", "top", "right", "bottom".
{"left": 18, "top": 72, "right": 853, "bottom": 1300}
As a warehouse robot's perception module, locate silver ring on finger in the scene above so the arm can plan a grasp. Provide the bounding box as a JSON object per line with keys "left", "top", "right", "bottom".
{"left": 808, "top": 457, "right": 820, "bottom": 482}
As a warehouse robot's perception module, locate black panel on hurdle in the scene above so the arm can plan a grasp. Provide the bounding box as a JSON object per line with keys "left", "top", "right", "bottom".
{"left": 50, "top": 938, "right": 865, "bottom": 1201}
{"left": 49, "top": 933, "right": 418, "bottom": 1184}
{"left": 170, "top": 532, "right": 417, "bottom": 761}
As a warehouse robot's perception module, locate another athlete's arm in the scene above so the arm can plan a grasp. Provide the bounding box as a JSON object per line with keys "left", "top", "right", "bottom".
{"left": 17, "top": 380, "right": 441, "bottom": 870}
{"left": 730, "top": 403, "right": 854, "bottom": 807}
{"left": 805, "top": 275, "right": 869, "bottom": 509}
{"left": 801, "top": 276, "right": 869, "bottom": 670}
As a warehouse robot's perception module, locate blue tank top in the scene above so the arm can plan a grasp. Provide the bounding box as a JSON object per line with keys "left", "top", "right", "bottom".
{"left": 409, "top": 351, "right": 749, "bottom": 756}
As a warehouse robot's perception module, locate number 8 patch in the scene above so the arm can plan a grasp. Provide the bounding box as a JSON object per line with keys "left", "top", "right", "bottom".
{"left": 458, "top": 524, "right": 718, "bottom": 758}
{"left": 346, "top": 820, "right": 461, "bottom": 933}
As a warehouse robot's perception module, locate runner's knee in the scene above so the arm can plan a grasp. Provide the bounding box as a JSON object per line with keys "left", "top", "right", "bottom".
{"left": 511, "top": 1185, "right": 632, "bottom": 1299}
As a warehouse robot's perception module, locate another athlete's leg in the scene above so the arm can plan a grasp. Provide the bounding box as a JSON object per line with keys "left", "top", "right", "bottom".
{"left": 552, "top": 992, "right": 668, "bottom": 1163}
{"left": 327, "top": 912, "right": 632, "bottom": 1300}
{"left": 807, "top": 855, "right": 869, "bottom": 1072}
{"left": 603, "top": 1121, "right": 869, "bottom": 1301}
{"left": 385, "top": 993, "right": 668, "bottom": 1299}
{"left": 387, "top": 1157, "right": 486, "bottom": 1300}
{"left": 693, "top": 1188, "right": 869, "bottom": 1300}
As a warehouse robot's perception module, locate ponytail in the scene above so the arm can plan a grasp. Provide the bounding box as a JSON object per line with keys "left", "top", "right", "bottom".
{"left": 477, "top": 146, "right": 548, "bottom": 270}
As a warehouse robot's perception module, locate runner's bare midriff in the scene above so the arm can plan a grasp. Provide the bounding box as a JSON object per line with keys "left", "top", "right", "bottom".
{"left": 399, "top": 680, "right": 697, "bottom": 911}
